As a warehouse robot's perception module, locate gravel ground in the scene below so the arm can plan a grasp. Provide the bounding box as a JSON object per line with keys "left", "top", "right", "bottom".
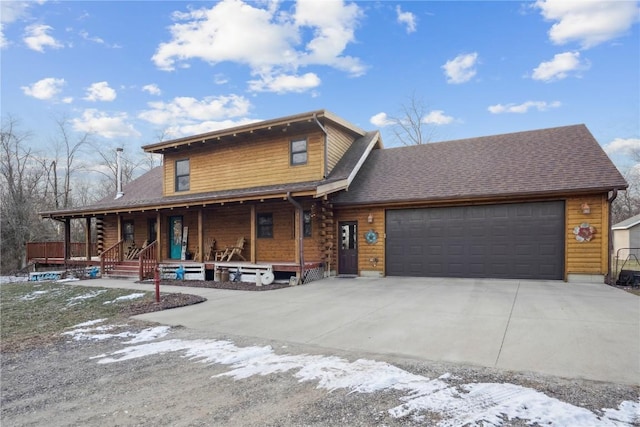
{"left": 2, "top": 321, "right": 638, "bottom": 427}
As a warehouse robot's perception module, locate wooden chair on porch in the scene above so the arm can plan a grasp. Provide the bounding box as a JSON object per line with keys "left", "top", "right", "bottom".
{"left": 125, "top": 240, "right": 148, "bottom": 260}
{"left": 204, "top": 237, "right": 217, "bottom": 261}
{"left": 216, "top": 237, "right": 246, "bottom": 262}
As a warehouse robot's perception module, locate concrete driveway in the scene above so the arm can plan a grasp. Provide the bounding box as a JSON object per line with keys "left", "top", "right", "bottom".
{"left": 88, "top": 277, "right": 639, "bottom": 385}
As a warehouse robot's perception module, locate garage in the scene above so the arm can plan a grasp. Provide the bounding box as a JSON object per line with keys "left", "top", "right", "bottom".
{"left": 386, "top": 201, "right": 565, "bottom": 280}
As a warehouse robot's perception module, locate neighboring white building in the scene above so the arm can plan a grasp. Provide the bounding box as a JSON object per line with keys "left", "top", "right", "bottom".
{"left": 612, "top": 213, "right": 640, "bottom": 263}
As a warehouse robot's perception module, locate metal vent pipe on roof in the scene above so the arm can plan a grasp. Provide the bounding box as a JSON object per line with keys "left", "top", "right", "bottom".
{"left": 115, "top": 147, "right": 124, "bottom": 200}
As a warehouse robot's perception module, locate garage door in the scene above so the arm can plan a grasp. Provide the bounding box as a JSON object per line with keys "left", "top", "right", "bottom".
{"left": 386, "top": 201, "right": 565, "bottom": 280}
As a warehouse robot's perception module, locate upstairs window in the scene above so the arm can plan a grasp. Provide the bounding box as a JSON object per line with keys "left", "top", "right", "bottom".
{"left": 175, "top": 159, "right": 190, "bottom": 192}
{"left": 290, "top": 138, "right": 307, "bottom": 166}
{"left": 257, "top": 213, "right": 273, "bottom": 238}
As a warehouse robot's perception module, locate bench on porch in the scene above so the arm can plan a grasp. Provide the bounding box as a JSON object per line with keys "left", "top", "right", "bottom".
{"left": 159, "top": 263, "right": 205, "bottom": 281}
{"left": 29, "top": 271, "right": 65, "bottom": 281}
{"left": 214, "top": 262, "right": 275, "bottom": 285}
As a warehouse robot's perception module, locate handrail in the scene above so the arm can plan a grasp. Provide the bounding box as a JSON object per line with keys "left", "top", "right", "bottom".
{"left": 26, "top": 241, "right": 98, "bottom": 262}
{"left": 138, "top": 241, "right": 158, "bottom": 280}
{"left": 100, "top": 239, "right": 124, "bottom": 276}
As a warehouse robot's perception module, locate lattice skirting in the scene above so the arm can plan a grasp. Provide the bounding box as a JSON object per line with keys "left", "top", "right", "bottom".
{"left": 302, "top": 265, "right": 325, "bottom": 284}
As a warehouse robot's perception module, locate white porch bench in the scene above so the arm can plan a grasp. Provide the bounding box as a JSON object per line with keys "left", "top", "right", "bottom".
{"left": 29, "top": 271, "right": 64, "bottom": 281}
{"left": 214, "top": 262, "right": 274, "bottom": 285}
{"left": 159, "top": 263, "right": 205, "bottom": 281}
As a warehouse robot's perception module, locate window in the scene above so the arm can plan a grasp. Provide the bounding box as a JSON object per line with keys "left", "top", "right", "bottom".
{"left": 303, "top": 210, "right": 312, "bottom": 238}
{"left": 290, "top": 138, "right": 307, "bottom": 165}
{"left": 175, "top": 159, "right": 190, "bottom": 192}
{"left": 123, "top": 221, "right": 134, "bottom": 242}
{"left": 257, "top": 213, "right": 273, "bottom": 238}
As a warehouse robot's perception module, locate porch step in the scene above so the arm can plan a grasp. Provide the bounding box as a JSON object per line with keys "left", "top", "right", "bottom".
{"left": 104, "top": 260, "right": 139, "bottom": 280}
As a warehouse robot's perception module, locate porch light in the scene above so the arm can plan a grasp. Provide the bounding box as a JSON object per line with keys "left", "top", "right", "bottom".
{"left": 581, "top": 203, "right": 590, "bottom": 215}
{"left": 367, "top": 212, "right": 374, "bottom": 223}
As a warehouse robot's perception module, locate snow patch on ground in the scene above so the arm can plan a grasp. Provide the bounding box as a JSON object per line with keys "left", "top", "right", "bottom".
{"left": 79, "top": 328, "right": 639, "bottom": 427}
{"left": 19, "top": 290, "right": 52, "bottom": 301}
{"left": 63, "top": 322, "right": 170, "bottom": 343}
{"left": 103, "top": 293, "right": 145, "bottom": 304}
{"left": 0, "top": 276, "right": 28, "bottom": 284}
{"left": 66, "top": 290, "right": 107, "bottom": 306}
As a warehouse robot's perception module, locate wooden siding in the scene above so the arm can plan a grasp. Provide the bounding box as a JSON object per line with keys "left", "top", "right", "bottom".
{"left": 566, "top": 194, "right": 608, "bottom": 275}
{"left": 326, "top": 123, "right": 356, "bottom": 175}
{"left": 335, "top": 207, "right": 385, "bottom": 275}
{"left": 102, "top": 217, "right": 118, "bottom": 251}
{"left": 163, "top": 130, "right": 325, "bottom": 197}
{"left": 101, "top": 214, "right": 155, "bottom": 250}
{"left": 200, "top": 205, "right": 252, "bottom": 261}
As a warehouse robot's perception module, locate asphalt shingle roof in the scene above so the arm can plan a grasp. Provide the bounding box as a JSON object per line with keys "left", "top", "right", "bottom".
{"left": 332, "top": 124, "right": 627, "bottom": 205}
{"left": 41, "top": 124, "right": 626, "bottom": 217}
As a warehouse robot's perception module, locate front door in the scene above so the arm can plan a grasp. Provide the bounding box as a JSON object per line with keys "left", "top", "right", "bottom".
{"left": 169, "top": 216, "right": 183, "bottom": 259}
{"left": 338, "top": 221, "right": 358, "bottom": 275}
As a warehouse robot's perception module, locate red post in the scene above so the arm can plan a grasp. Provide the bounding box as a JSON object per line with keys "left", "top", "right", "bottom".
{"left": 154, "top": 267, "right": 161, "bottom": 303}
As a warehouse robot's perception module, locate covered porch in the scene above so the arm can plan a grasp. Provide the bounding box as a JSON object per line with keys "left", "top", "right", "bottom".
{"left": 38, "top": 192, "right": 336, "bottom": 283}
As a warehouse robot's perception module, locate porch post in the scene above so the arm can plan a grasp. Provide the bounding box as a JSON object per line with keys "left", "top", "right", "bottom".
{"left": 156, "top": 212, "right": 162, "bottom": 262}
{"left": 250, "top": 205, "right": 256, "bottom": 263}
{"left": 64, "top": 218, "right": 71, "bottom": 260}
{"left": 198, "top": 208, "right": 204, "bottom": 262}
{"left": 117, "top": 214, "right": 123, "bottom": 262}
{"left": 85, "top": 217, "right": 92, "bottom": 261}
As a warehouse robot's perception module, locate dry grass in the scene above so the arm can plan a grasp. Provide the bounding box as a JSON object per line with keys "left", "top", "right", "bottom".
{"left": 0, "top": 281, "right": 204, "bottom": 352}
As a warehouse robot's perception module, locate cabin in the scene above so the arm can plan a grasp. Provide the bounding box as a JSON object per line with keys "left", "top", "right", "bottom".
{"left": 37, "top": 110, "right": 627, "bottom": 284}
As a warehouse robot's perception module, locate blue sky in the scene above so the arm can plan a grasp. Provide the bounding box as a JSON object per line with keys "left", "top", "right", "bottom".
{"left": 1, "top": 0, "right": 639, "bottom": 171}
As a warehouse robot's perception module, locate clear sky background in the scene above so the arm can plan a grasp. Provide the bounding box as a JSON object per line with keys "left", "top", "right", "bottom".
{"left": 1, "top": 0, "right": 639, "bottom": 172}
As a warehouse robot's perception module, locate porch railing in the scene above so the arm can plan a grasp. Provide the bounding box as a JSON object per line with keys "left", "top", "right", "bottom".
{"left": 100, "top": 239, "right": 124, "bottom": 276}
{"left": 138, "top": 241, "right": 158, "bottom": 280}
{"left": 26, "top": 241, "right": 98, "bottom": 261}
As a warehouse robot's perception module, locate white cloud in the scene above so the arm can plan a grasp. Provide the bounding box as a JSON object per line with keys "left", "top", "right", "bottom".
{"left": 442, "top": 52, "right": 478, "bottom": 84}
{"left": 531, "top": 51, "right": 590, "bottom": 82}
{"left": 488, "top": 101, "right": 561, "bottom": 114}
{"left": 370, "top": 112, "right": 395, "bottom": 127}
{"left": 248, "top": 72, "right": 320, "bottom": 93}
{"left": 138, "top": 94, "right": 254, "bottom": 136}
{"left": 534, "top": 0, "right": 640, "bottom": 49}
{"left": 604, "top": 138, "right": 640, "bottom": 156}
{"left": 152, "top": 0, "right": 365, "bottom": 93}
{"left": 84, "top": 82, "right": 117, "bottom": 102}
{"left": 23, "top": 23, "right": 63, "bottom": 52}
{"left": 422, "top": 110, "right": 454, "bottom": 125}
{"left": 1, "top": 1, "right": 35, "bottom": 49}
{"left": 0, "top": 26, "right": 6, "bottom": 49}
{"left": 213, "top": 74, "right": 229, "bottom": 85}
{"left": 71, "top": 109, "right": 140, "bottom": 139}
{"left": 142, "top": 84, "right": 162, "bottom": 96}
{"left": 396, "top": 5, "right": 417, "bottom": 34}
{"left": 21, "top": 77, "right": 65, "bottom": 100}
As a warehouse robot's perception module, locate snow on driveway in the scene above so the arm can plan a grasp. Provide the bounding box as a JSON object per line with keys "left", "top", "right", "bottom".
{"left": 64, "top": 321, "right": 639, "bottom": 427}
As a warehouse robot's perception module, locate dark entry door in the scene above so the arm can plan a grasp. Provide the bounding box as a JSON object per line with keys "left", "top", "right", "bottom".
{"left": 338, "top": 221, "right": 358, "bottom": 275}
{"left": 385, "top": 201, "right": 565, "bottom": 280}
{"left": 169, "top": 216, "right": 183, "bottom": 259}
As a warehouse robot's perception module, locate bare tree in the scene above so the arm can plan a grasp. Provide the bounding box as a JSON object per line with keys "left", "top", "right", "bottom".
{"left": 0, "top": 116, "right": 54, "bottom": 273}
{"left": 45, "top": 115, "right": 92, "bottom": 209}
{"left": 612, "top": 166, "right": 640, "bottom": 224}
{"left": 388, "top": 92, "right": 438, "bottom": 146}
